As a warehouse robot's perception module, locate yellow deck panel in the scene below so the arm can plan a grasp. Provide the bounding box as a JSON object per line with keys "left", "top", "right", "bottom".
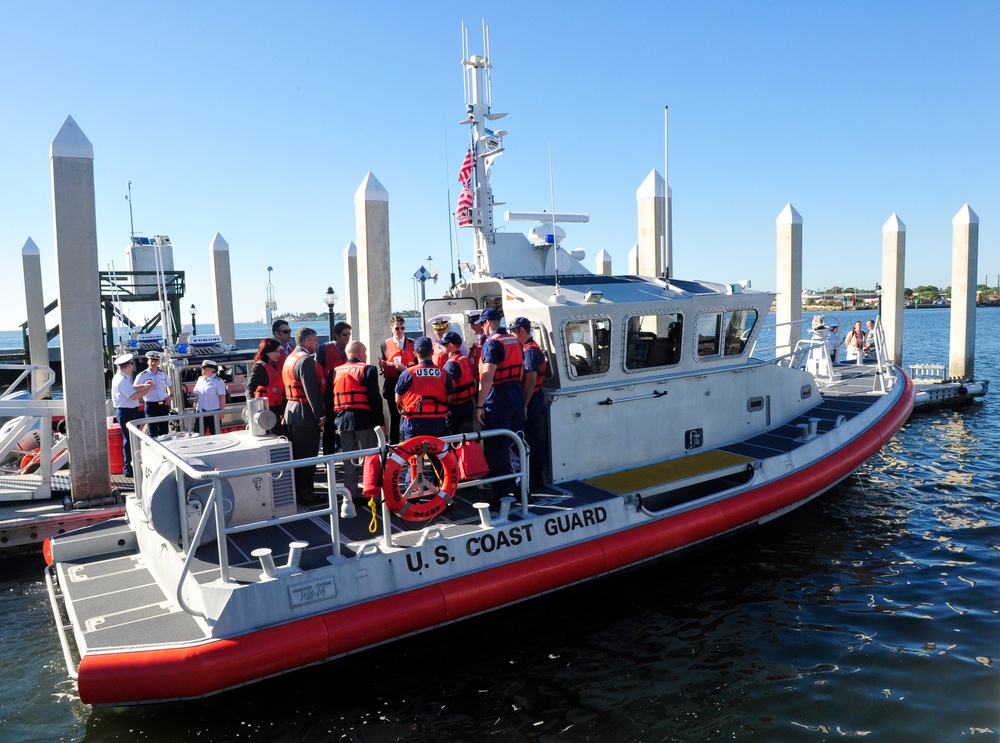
{"left": 584, "top": 449, "right": 754, "bottom": 495}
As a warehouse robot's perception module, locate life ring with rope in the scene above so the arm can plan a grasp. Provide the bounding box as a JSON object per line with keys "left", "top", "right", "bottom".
{"left": 381, "top": 435, "right": 460, "bottom": 523}
{"left": 19, "top": 447, "right": 60, "bottom": 475}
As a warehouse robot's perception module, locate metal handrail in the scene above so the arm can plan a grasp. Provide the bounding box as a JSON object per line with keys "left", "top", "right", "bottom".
{"left": 126, "top": 417, "right": 529, "bottom": 618}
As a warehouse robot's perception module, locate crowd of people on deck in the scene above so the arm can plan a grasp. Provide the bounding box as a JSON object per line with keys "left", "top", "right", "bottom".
{"left": 110, "top": 311, "right": 549, "bottom": 503}
{"left": 244, "top": 311, "right": 549, "bottom": 506}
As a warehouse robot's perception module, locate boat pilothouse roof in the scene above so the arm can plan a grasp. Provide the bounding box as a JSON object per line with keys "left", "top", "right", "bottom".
{"left": 41, "top": 21, "right": 913, "bottom": 707}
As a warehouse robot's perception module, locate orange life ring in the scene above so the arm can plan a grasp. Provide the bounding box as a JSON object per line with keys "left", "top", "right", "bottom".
{"left": 20, "top": 448, "right": 40, "bottom": 473}
{"left": 381, "top": 436, "right": 460, "bottom": 523}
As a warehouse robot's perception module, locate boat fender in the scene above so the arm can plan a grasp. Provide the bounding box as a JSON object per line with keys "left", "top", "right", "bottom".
{"left": 382, "top": 436, "right": 460, "bottom": 523}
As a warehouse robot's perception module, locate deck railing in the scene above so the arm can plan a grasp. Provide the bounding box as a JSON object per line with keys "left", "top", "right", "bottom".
{"left": 127, "top": 412, "right": 528, "bottom": 619}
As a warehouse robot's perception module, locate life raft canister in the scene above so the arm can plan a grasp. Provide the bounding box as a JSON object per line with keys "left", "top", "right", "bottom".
{"left": 381, "top": 435, "right": 460, "bottom": 523}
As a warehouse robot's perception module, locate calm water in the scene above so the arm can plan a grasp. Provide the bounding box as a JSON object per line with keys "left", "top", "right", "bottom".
{"left": 1, "top": 309, "right": 997, "bottom": 741}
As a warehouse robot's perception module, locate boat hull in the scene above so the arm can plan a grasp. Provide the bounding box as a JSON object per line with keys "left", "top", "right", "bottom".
{"left": 66, "top": 373, "right": 914, "bottom": 706}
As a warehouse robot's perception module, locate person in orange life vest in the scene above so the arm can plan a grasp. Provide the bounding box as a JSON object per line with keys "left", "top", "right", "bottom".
{"left": 429, "top": 315, "right": 469, "bottom": 369}
{"left": 317, "top": 321, "right": 351, "bottom": 455}
{"left": 282, "top": 327, "right": 326, "bottom": 502}
{"left": 333, "top": 341, "right": 384, "bottom": 501}
{"left": 442, "top": 331, "right": 475, "bottom": 435}
{"left": 379, "top": 314, "right": 415, "bottom": 445}
{"left": 465, "top": 308, "right": 486, "bottom": 380}
{"left": 246, "top": 337, "right": 286, "bottom": 435}
{"left": 476, "top": 308, "right": 525, "bottom": 498}
{"left": 395, "top": 336, "right": 452, "bottom": 440}
{"left": 271, "top": 319, "right": 294, "bottom": 368}
{"left": 510, "top": 316, "right": 548, "bottom": 489}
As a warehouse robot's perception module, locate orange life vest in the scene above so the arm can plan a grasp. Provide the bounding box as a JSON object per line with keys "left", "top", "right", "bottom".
{"left": 432, "top": 341, "right": 450, "bottom": 370}
{"left": 522, "top": 339, "right": 548, "bottom": 395}
{"left": 484, "top": 331, "right": 524, "bottom": 385}
{"left": 447, "top": 351, "right": 476, "bottom": 405}
{"left": 333, "top": 361, "right": 370, "bottom": 412}
{"left": 282, "top": 350, "right": 309, "bottom": 402}
{"left": 253, "top": 361, "right": 285, "bottom": 407}
{"left": 399, "top": 364, "right": 449, "bottom": 419}
{"left": 469, "top": 335, "right": 484, "bottom": 379}
{"left": 382, "top": 337, "right": 415, "bottom": 379}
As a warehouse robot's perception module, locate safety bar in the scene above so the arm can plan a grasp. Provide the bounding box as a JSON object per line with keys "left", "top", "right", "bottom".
{"left": 44, "top": 564, "right": 80, "bottom": 681}
{"left": 126, "top": 416, "right": 529, "bottom": 613}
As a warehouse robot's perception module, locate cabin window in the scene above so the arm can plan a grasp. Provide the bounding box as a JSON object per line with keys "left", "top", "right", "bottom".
{"left": 696, "top": 313, "right": 722, "bottom": 357}
{"left": 625, "top": 313, "right": 683, "bottom": 369}
{"left": 564, "top": 318, "right": 611, "bottom": 378}
{"left": 724, "top": 309, "right": 758, "bottom": 356}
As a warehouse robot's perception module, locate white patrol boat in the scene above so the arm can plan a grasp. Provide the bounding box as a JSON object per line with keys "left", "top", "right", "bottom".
{"left": 42, "top": 28, "right": 913, "bottom": 706}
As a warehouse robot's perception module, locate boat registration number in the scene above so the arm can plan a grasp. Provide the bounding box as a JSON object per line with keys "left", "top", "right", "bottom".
{"left": 288, "top": 577, "right": 336, "bottom": 607}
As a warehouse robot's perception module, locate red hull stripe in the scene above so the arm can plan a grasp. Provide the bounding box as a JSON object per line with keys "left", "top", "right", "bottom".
{"left": 77, "top": 375, "right": 913, "bottom": 704}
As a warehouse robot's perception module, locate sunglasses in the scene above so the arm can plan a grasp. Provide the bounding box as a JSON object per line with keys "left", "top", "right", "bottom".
{"left": 277, "top": 329, "right": 291, "bottom": 335}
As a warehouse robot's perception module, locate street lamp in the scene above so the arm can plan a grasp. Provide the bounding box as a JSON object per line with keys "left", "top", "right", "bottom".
{"left": 189, "top": 304, "right": 198, "bottom": 335}
{"left": 323, "top": 287, "right": 338, "bottom": 340}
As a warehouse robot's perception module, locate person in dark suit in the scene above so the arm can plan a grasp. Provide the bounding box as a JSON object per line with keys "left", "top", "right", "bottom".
{"left": 282, "top": 327, "right": 326, "bottom": 503}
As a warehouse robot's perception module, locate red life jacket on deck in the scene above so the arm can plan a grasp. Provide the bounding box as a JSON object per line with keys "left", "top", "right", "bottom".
{"left": 317, "top": 342, "right": 348, "bottom": 399}
{"left": 522, "top": 339, "right": 548, "bottom": 395}
{"left": 382, "top": 337, "right": 415, "bottom": 379}
{"left": 253, "top": 362, "right": 285, "bottom": 407}
{"left": 282, "top": 350, "right": 309, "bottom": 402}
{"left": 399, "top": 364, "right": 449, "bottom": 419}
{"left": 485, "top": 332, "right": 524, "bottom": 385}
{"left": 333, "top": 362, "right": 370, "bottom": 412}
{"left": 447, "top": 351, "right": 475, "bottom": 405}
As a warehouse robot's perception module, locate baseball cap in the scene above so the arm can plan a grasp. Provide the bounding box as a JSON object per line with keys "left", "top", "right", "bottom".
{"left": 442, "top": 331, "right": 463, "bottom": 346}
{"left": 509, "top": 317, "right": 532, "bottom": 331}
{"left": 479, "top": 307, "right": 500, "bottom": 322}
{"left": 414, "top": 336, "right": 433, "bottom": 353}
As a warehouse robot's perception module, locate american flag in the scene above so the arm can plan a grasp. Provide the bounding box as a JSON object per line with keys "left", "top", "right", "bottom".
{"left": 455, "top": 146, "right": 475, "bottom": 226}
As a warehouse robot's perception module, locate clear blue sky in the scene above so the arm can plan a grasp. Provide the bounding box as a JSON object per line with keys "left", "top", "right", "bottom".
{"left": 2, "top": 2, "right": 997, "bottom": 331}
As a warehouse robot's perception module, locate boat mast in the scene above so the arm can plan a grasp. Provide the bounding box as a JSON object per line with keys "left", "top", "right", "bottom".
{"left": 461, "top": 20, "right": 506, "bottom": 276}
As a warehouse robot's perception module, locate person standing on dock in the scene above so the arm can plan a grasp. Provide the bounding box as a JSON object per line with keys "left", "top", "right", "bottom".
{"left": 510, "top": 317, "right": 547, "bottom": 489}
{"left": 395, "top": 337, "right": 451, "bottom": 440}
{"left": 475, "top": 308, "right": 524, "bottom": 499}
{"left": 283, "top": 327, "right": 326, "bottom": 502}
{"left": 135, "top": 350, "right": 172, "bottom": 437}
{"left": 332, "top": 341, "right": 383, "bottom": 501}
{"left": 110, "top": 353, "right": 154, "bottom": 478}
{"left": 192, "top": 359, "right": 227, "bottom": 435}
{"left": 379, "top": 314, "right": 416, "bottom": 445}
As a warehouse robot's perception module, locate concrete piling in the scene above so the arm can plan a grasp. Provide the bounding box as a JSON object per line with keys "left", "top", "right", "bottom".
{"left": 22, "top": 238, "right": 50, "bottom": 396}
{"left": 775, "top": 203, "right": 803, "bottom": 358}
{"left": 949, "top": 204, "right": 979, "bottom": 378}
{"left": 636, "top": 169, "right": 666, "bottom": 278}
{"left": 353, "top": 172, "right": 392, "bottom": 367}
{"left": 209, "top": 232, "right": 236, "bottom": 346}
{"left": 343, "top": 241, "right": 359, "bottom": 329}
{"left": 50, "top": 116, "right": 111, "bottom": 498}
{"left": 595, "top": 248, "right": 612, "bottom": 276}
{"left": 881, "top": 213, "right": 906, "bottom": 366}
